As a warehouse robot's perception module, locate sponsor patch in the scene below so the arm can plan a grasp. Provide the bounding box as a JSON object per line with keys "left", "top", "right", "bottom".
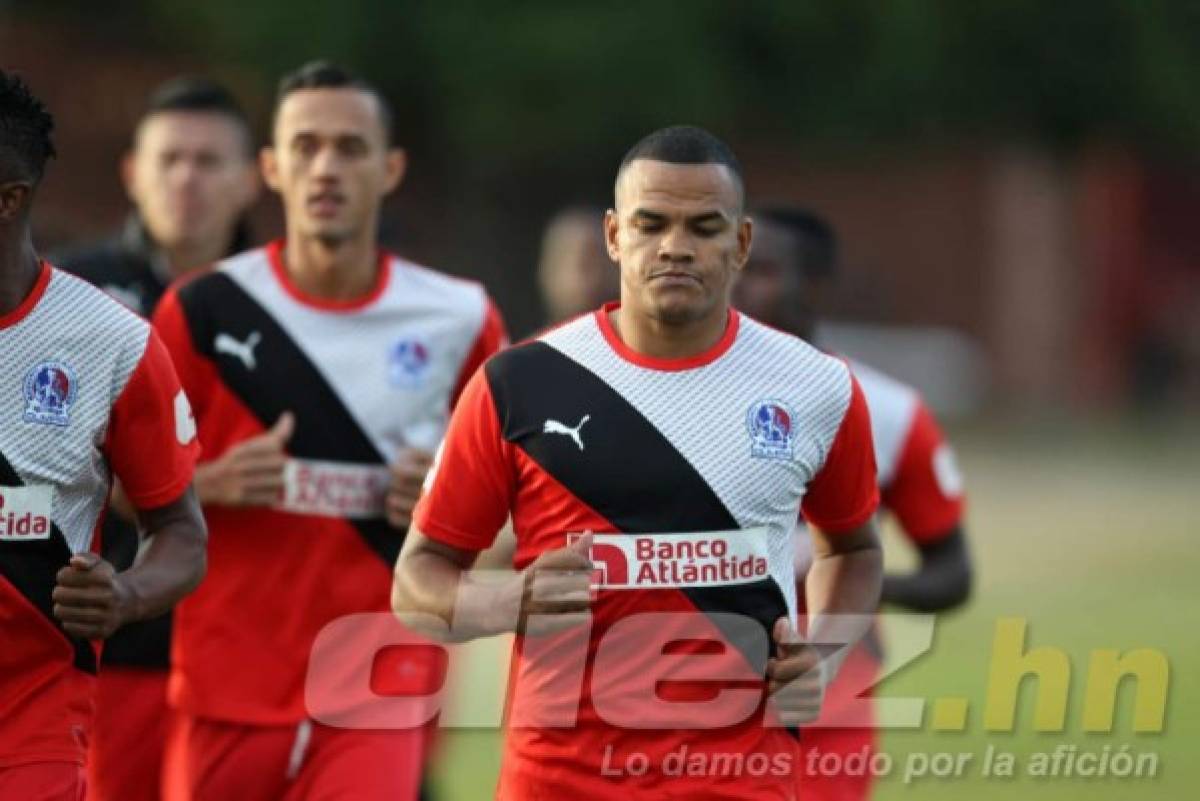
{"left": 276, "top": 459, "right": 391, "bottom": 520}
{"left": 0, "top": 485, "right": 54, "bottom": 541}
{"left": 570, "top": 528, "right": 771, "bottom": 590}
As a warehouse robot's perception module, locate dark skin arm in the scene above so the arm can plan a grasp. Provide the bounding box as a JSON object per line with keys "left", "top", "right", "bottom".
{"left": 52, "top": 486, "right": 207, "bottom": 640}
{"left": 881, "top": 526, "right": 971, "bottom": 612}
{"left": 392, "top": 527, "right": 593, "bottom": 642}
{"left": 767, "top": 521, "right": 882, "bottom": 725}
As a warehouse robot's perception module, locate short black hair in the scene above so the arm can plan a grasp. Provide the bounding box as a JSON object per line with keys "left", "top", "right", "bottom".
{"left": 757, "top": 205, "right": 839, "bottom": 280}
{"left": 617, "top": 125, "right": 743, "bottom": 202}
{"left": 274, "top": 60, "right": 393, "bottom": 143}
{"left": 0, "top": 69, "right": 55, "bottom": 184}
{"left": 139, "top": 76, "right": 253, "bottom": 155}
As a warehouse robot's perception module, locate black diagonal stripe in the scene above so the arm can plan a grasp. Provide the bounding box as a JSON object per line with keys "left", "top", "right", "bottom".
{"left": 0, "top": 448, "right": 97, "bottom": 674}
{"left": 177, "top": 272, "right": 399, "bottom": 564}
{"left": 485, "top": 342, "right": 788, "bottom": 676}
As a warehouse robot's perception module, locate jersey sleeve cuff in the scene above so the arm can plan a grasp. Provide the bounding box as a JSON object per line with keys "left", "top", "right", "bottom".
{"left": 806, "top": 489, "right": 880, "bottom": 534}
{"left": 123, "top": 470, "right": 194, "bottom": 511}
{"left": 414, "top": 514, "right": 492, "bottom": 553}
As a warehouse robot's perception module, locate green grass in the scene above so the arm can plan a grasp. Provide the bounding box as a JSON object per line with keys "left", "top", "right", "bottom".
{"left": 429, "top": 421, "right": 1200, "bottom": 799}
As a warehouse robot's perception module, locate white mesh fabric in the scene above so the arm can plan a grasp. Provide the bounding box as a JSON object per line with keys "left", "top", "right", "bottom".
{"left": 541, "top": 313, "right": 853, "bottom": 623}
{"left": 1, "top": 269, "right": 149, "bottom": 553}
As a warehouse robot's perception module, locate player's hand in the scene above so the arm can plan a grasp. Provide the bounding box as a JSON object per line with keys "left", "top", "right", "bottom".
{"left": 516, "top": 533, "right": 594, "bottom": 636}
{"left": 385, "top": 448, "right": 435, "bottom": 529}
{"left": 52, "top": 553, "right": 136, "bottom": 640}
{"left": 765, "top": 617, "right": 828, "bottom": 726}
{"left": 195, "top": 412, "right": 294, "bottom": 507}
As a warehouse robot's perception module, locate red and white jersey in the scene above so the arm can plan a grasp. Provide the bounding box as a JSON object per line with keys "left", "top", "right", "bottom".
{"left": 152, "top": 240, "right": 506, "bottom": 724}
{"left": 851, "top": 360, "right": 963, "bottom": 542}
{"left": 414, "top": 304, "right": 877, "bottom": 799}
{"left": 0, "top": 263, "right": 197, "bottom": 767}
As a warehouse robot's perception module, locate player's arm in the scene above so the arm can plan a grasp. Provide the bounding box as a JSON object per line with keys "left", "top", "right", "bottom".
{"left": 768, "top": 374, "right": 882, "bottom": 722}
{"left": 152, "top": 286, "right": 293, "bottom": 508}
{"left": 54, "top": 329, "right": 207, "bottom": 640}
{"left": 390, "top": 364, "right": 590, "bottom": 640}
{"left": 393, "top": 527, "right": 591, "bottom": 642}
{"left": 54, "top": 488, "right": 208, "bottom": 640}
{"left": 879, "top": 401, "right": 972, "bottom": 612}
{"left": 386, "top": 297, "right": 510, "bottom": 530}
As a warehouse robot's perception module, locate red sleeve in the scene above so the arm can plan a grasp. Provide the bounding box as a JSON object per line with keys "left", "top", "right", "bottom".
{"left": 881, "top": 401, "right": 965, "bottom": 544}
{"left": 801, "top": 375, "right": 880, "bottom": 533}
{"left": 105, "top": 328, "right": 200, "bottom": 509}
{"left": 152, "top": 287, "right": 220, "bottom": 426}
{"left": 413, "top": 368, "right": 515, "bottom": 551}
{"left": 449, "top": 297, "right": 508, "bottom": 409}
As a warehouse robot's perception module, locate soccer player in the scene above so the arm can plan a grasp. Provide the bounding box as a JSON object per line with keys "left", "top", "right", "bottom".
{"left": 393, "top": 125, "right": 884, "bottom": 799}
{"left": 0, "top": 69, "right": 206, "bottom": 801}
{"left": 733, "top": 206, "right": 971, "bottom": 800}
{"left": 152, "top": 61, "right": 506, "bottom": 801}
{"left": 54, "top": 76, "right": 258, "bottom": 801}
{"left": 537, "top": 205, "right": 620, "bottom": 323}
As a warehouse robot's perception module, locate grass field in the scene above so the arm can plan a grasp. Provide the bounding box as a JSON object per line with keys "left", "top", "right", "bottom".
{"left": 428, "top": 419, "right": 1200, "bottom": 799}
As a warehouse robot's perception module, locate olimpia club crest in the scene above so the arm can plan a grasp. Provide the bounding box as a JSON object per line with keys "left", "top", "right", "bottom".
{"left": 746, "top": 399, "right": 797, "bottom": 461}
{"left": 23, "top": 361, "right": 78, "bottom": 426}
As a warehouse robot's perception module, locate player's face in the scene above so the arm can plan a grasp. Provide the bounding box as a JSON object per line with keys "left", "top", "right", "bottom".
{"left": 126, "top": 112, "right": 257, "bottom": 252}
{"left": 263, "top": 88, "right": 404, "bottom": 245}
{"left": 734, "top": 218, "right": 805, "bottom": 329}
{"left": 606, "top": 160, "right": 750, "bottom": 327}
{"left": 541, "top": 219, "right": 620, "bottom": 321}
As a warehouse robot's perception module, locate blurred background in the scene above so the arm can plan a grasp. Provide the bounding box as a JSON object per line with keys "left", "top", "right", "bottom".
{"left": 6, "top": 1, "right": 1198, "bottom": 798}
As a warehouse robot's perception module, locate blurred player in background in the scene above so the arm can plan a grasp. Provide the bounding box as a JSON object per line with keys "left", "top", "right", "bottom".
{"left": 537, "top": 205, "right": 619, "bottom": 324}
{"left": 54, "top": 76, "right": 259, "bottom": 801}
{"left": 733, "top": 206, "right": 971, "bottom": 800}
{"left": 0, "top": 68, "right": 206, "bottom": 801}
{"left": 152, "top": 61, "right": 506, "bottom": 801}
{"left": 394, "top": 125, "right": 883, "bottom": 799}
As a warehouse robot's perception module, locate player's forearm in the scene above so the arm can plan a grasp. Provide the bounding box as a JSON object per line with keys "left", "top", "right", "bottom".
{"left": 121, "top": 487, "right": 208, "bottom": 622}
{"left": 393, "top": 548, "right": 519, "bottom": 643}
{"left": 882, "top": 527, "right": 971, "bottom": 612}
{"left": 804, "top": 525, "right": 883, "bottom": 675}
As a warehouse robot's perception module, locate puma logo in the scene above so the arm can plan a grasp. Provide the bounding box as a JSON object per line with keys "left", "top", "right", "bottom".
{"left": 544, "top": 415, "right": 590, "bottom": 451}
{"left": 214, "top": 331, "right": 262, "bottom": 371}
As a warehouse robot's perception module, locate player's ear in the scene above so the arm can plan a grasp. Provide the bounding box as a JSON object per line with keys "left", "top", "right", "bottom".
{"left": 119, "top": 151, "right": 137, "bottom": 202}
{"left": 260, "top": 146, "right": 281, "bottom": 192}
{"left": 383, "top": 148, "right": 406, "bottom": 194}
{"left": 0, "top": 180, "right": 32, "bottom": 222}
{"left": 734, "top": 215, "right": 753, "bottom": 273}
{"left": 604, "top": 208, "right": 621, "bottom": 263}
{"left": 236, "top": 158, "right": 261, "bottom": 211}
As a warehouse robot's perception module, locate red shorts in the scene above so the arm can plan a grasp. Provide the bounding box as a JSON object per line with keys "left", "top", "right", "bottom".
{"left": 0, "top": 762, "right": 86, "bottom": 801}
{"left": 86, "top": 667, "right": 171, "bottom": 801}
{"left": 162, "top": 714, "right": 425, "bottom": 801}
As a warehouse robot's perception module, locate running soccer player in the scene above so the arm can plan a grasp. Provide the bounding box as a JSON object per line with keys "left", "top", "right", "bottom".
{"left": 152, "top": 62, "right": 506, "bottom": 801}
{"left": 54, "top": 76, "right": 258, "bottom": 801}
{"left": 393, "top": 126, "right": 883, "bottom": 799}
{"left": 0, "top": 69, "right": 206, "bottom": 801}
{"left": 733, "top": 206, "right": 971, "bottom": 800}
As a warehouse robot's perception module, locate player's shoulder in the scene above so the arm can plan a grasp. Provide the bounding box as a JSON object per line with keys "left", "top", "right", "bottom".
{"left": 44, "top": 265, "right": 149, "bottom": 343}
{"left": 167, "top": 247, "right": 264, "bottom": 307}
{"left": 387, "top": 254, "right": 491, "bottom": 316}
{"left": 737, "top": 313, "right": 853, "bottom": 397}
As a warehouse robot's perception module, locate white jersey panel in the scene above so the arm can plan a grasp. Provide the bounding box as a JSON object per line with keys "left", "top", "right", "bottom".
{"left": 0, "top": 269, "right": 148, "bottom": 553}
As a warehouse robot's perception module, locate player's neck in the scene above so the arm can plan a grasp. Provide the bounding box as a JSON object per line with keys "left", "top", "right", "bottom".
{"left": 278, "top": 231, "right": 379, "bottom": 301}
{"left": 0, "top": 233, "right": 41, "bottom": 318}
{"left": 612, "top": 302, "right": 730, "bottom": 361}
